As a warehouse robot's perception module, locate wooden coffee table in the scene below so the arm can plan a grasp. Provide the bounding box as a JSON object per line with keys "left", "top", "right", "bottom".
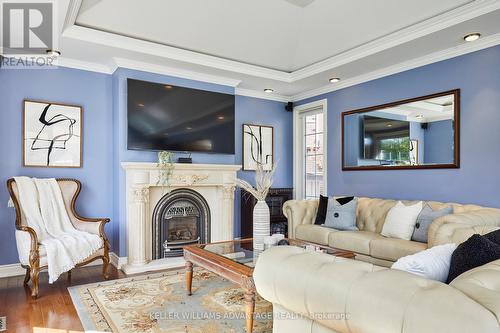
{"left": 183, "top": 238, "right": 354, "bottom": 333}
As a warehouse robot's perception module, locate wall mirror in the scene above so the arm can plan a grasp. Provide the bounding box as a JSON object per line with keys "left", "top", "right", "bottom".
{"left": 342, "top": 89, "right": 460, "bottom": 170}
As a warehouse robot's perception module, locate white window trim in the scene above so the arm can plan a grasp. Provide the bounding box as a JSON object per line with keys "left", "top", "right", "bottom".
{"left": 293, "top": 99, "right": 328, "bottom": 200}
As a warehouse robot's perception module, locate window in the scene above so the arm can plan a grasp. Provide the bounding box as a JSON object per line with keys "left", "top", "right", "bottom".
{"left": 293, "top": 100, "right": 327, "bottom": 200}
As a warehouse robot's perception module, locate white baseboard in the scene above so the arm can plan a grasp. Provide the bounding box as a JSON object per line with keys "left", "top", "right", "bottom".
{"left": 0, "top": 252, "right": 128, "bottom": 278}
{"left": 0, "top": 263, "right": 25, "bottom": 278}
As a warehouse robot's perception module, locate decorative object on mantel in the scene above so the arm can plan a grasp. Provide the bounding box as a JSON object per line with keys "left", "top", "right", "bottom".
{"left": 242, "top": 123, "right": 274, "bottom": 171}
{"left": 156, "top": 151, "right": 174, "bottom": 191}
{"left": 236, "top": 163, "right": 276, "bottom": 250}
{"left": 23, "top": 100, "right": 82, "bottom": 168}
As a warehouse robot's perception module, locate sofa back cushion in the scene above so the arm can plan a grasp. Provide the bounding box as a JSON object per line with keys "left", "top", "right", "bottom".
{"left": 355, "top": 197, "right": 487, "bottom": 233}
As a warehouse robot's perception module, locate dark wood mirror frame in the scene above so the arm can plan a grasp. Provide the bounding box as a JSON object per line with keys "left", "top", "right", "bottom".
{"left": 342, "top": 89, "right": 460, "bottom": 171}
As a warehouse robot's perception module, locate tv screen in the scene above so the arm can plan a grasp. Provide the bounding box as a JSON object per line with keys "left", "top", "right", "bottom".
{"left": 127, "top": 79, "right": 235, "bottom": 154}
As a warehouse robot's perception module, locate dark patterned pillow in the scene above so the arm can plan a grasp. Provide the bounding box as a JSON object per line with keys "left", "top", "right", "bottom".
{"left": 446, "top": 234, "right": 500, "bottom": 283}
{"left": 484, "top": 229, "right": 500, "bottom": 245}
{"left": 314, "top": 195, "right": 329, "bottom": 225}
{"left": 314, "top": 196, "right": 355, "bottom": 225}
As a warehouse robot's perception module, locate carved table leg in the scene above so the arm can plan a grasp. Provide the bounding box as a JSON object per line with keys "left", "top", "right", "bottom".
{"left": 185, "top": 261, "right": 193, "bottom": 296}
{"left": 244, "top": 290, "right": 256, "bottom": 333}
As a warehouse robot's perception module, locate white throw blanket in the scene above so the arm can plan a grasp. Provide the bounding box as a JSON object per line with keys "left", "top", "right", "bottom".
{"left": 14, "top": 177, "right": 103, "bottom": 283}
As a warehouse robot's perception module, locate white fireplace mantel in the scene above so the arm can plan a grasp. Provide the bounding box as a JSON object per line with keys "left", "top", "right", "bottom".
{"left": 121, "top": 162, "right": 241, "bottom": 274}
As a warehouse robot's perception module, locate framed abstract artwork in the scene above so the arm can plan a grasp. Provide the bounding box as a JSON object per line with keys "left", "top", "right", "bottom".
{"left": 23, "top": 100, "right": 83, "bottom": 168}
{"left": 242, "top": 124, "right": 274, "bottom": 171}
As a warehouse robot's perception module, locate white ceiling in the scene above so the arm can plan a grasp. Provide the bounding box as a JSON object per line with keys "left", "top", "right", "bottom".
{"left": 52, "top": 0, "right": 500, "bottom": 100}
{"left": 75, "top": 0, "right": 473, "bottom": 72}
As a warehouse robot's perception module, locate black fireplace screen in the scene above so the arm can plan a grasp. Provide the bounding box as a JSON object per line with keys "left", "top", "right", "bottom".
{"left": 152, "top": 189, "right": 210, "bottom": 259}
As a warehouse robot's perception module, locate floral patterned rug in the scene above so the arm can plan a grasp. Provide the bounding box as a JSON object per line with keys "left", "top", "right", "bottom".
{"left": 68, "top": 268, "right": 272, "bottom": 333}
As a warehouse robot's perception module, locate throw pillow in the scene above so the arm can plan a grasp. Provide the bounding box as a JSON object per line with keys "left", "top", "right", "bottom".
{"left": 314, "top": 195, "right": 329, "bottom": 225}
{"left": 324, "top": 197, "right": 358, "bottom": 231}
{"left": 485, "top": 229, "right": 500, "bottom": 245}
{"left": 381, "top": 201, "right": 423, "bottom": 240}
{"left": 412, "top": 204, "right": 453, "bottom": 243}
{"left": 446, "top": 234, "right": 500, "bottom": 283}
{"left": 392, "top": 243, "right": 457, "bottom": 282}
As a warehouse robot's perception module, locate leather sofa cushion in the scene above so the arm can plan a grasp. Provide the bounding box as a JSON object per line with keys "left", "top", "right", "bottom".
{"left": 295, "top": 224, "right": 336, "bottom": 245}
{"left": 370, "top": 238, "right": 427, "bottom": 262}
{"left": 329, "top": 231, "right": 383, "bottom": 255}
{"left": 451, "top": 259, "right": 500, "bottom": 323}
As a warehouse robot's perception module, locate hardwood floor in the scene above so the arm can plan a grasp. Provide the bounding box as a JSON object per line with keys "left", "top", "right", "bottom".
{"left": 0, "top": 265, "right": 126, "bottom": 332}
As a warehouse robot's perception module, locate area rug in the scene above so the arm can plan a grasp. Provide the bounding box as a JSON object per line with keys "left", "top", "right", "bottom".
{"left": 68, "top": 269, "right": 272, "bottom": 333}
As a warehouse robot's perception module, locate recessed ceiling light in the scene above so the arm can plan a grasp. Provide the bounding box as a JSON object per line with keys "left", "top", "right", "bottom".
{"left": 137, "top": 103, "right": 145, "bottom": 107}
{"left": 463, "top": 33, "right": 481, "bottom": 42}
{"left": 46, "top": 49, "right": 61, "bottom": 56}
{"left": 164, "top": 85, "right": 173, "bottom": 89}
{"left": 329, "top": 77, "right": 340, "bottom": 83}
{"left": 386, "top": 124, "right": 393, "bottom": 127}
{"left": 217, "top": 116, "right": 225, "bottom": 120}
{"left": 186, "top": 127, "right": 192, "bottom": 130}
{"left": 264, "top": 88, "right": 274, "bottom": 93}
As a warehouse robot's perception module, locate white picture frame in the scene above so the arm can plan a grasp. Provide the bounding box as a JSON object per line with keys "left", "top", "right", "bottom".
{"left": 242, "top": 124, "right": 274, "bottom": 171}
{"left": 23, "top": 100, "right": 83, "bottom": 168}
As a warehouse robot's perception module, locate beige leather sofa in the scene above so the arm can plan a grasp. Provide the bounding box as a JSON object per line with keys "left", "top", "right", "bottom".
{"left": 284, "top": 197, "right": 500, "bottom": 267}
{"left": 254, "top": 246, "right": 500, "bottom": 333}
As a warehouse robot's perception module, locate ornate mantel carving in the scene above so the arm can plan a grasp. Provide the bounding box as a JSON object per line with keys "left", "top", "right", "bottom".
{"left": 170, "top": 174, "right": 209, "bottom": 186}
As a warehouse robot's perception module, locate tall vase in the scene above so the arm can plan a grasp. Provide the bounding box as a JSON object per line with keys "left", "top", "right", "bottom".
{"left": 253, "top": 200, "right": 270, "bottom": 251}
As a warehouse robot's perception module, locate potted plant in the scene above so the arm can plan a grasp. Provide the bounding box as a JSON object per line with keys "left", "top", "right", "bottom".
{"left": 157, "top": 151, "right": 174, "bottom": 192}
{"left": 236, "top": 163, "right": 276, "bottom": 250}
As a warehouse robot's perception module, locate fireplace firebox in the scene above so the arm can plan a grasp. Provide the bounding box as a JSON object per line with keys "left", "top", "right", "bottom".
{"left": 152, "top": 189, "right": 210, "bottom": 258}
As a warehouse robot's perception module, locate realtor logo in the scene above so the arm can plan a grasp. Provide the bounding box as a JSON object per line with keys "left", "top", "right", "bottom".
{"left": 1, "top": 1, "right": 54, "bottom": 54}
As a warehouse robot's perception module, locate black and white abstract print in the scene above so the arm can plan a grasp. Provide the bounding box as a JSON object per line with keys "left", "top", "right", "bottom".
{"left": 24, "top": 100, "right": 82, "bottom": 167}
{"left": 242, "top": 124, "right": 273, "bottom": 171}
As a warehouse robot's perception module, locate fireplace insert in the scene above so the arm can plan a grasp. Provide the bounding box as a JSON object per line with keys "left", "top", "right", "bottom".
{"left": 152, "top": 188, "right": 210, "bottom": 258}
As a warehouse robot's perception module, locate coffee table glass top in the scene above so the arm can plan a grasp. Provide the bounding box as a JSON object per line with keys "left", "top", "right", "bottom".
{"left": 198, "top": 239, "right": 258, "bottom": 267}
{"left": 192, "top": 238, "right": 353, "bottom": 268}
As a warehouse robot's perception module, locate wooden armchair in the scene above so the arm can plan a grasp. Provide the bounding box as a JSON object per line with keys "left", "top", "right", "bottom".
{"left": 7, "top": 178, "right": 110, "bottom": 298}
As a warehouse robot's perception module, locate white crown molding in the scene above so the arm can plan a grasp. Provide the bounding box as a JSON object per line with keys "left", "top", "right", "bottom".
{"left": 57, "top": 56, "right": 115, "bottom": 74}
{"left": 235, "top": 88, "right": 290, "bottom": 102}
{"left": 62, "top": 0, "right": 83, "bottom": 32}
{"left": 0, "top": 252, "right": 126, "bottom": 278}
{"left": 112, "top": 58, "right": 242, "bottom": 87}
{"left": 292, "top": 32, "right": 500, "bottom": 102}
{"left": 63, "top": 25, "right": 291, "bottom": 82}
{"left": 290, "top": 0, "right": 500, "bottom": 81}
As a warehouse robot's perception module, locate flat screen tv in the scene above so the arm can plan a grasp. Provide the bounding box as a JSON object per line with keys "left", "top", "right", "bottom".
{"left": 127, "top": 79, "right": 235, "bottom": 154}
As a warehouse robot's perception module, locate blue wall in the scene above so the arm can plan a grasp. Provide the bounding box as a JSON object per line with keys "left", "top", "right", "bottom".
{"left": 0, "top": 67, "right": 114, "bottom": 265}
{"left": 424, "top": 120, "right": 454, "bottom": 164}
{"left": 297, "top": 45, "right": 500, "bottom": 208}
{"left": 0, "top": 66, "right": 292, "bottom": 264}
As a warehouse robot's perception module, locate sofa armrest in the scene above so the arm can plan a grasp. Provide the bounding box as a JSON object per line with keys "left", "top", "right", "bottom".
{"left": 428, "top": 209, "right": 500, "bottom": 247}
{"left": 283, "top": 199, "right": 319, "bottom": 239}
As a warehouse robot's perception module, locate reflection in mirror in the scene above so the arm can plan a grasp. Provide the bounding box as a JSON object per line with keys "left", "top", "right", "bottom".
{"left": 343, "top": 90, "right": 459, "bottom": 170}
